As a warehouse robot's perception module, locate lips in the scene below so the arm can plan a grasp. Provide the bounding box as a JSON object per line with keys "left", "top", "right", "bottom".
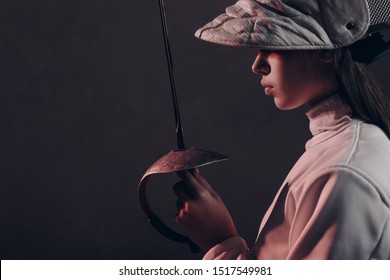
{"left": 264, "top": 87, "right": 273, "bottom": 95}
{"left": 261, "top": 81, "right": 273, "bottom": 95}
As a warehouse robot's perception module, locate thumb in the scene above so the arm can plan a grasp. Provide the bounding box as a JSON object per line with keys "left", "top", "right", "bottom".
{"left": 176, "top": 170, "right": 208, "bottom": 198}
{"left": 192, "top": 169, "right": 219, "bottom": 198}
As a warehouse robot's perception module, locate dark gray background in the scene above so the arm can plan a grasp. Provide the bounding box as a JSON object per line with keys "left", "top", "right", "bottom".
{"left": 0, "top": 0, "right": 389, "bottom": 260}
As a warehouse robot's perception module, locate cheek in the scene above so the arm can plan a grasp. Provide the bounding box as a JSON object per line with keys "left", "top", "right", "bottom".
{"left": 277, "top": 70, "right": 303, "bottom": 95}
{"left": 274, "top": 76, "right": 313, "bottom": 110}
{"left": 270, "top": 53, "right": 323, "bottom": 110}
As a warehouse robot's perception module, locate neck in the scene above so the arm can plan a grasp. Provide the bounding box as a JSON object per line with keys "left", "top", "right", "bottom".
{"left": 308, "top": 91, "right": 339, "bottom": 108}
{"left": 308, "top": 67, "right": 340, "bottom": 108}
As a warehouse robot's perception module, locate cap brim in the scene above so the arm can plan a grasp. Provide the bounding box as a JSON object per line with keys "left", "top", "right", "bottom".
{"left": 195, "top": 0, "right": 370, "bottom": 50}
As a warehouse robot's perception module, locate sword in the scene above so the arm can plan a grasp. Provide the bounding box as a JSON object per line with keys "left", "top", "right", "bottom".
{"left": 138, "top": 0, "right": 228, "bottom": 253}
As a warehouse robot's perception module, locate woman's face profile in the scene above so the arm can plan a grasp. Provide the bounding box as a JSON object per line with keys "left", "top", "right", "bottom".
{"left": 252, "top": 50, "right": 338, "bottom": 110}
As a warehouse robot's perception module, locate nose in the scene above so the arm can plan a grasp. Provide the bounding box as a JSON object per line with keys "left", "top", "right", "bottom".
{"left": 252, "top": 51, "right": 271, "bottom": 75}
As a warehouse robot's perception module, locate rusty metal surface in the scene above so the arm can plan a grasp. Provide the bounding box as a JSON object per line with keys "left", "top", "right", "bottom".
{"left": 140, "top": 147, "right": 228, "bottom": 181}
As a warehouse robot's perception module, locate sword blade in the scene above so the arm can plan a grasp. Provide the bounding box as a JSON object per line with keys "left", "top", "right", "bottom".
{"left": 158, "top": 0, "right": 186, "bottom": 150}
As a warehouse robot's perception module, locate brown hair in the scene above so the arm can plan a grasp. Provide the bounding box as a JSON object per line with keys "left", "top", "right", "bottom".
{"left": 334, "top": 47, "right": 390, "bottom": 139}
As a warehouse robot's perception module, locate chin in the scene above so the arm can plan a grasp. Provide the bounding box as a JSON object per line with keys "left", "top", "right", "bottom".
{"left": 273, "top": 98, "right": 302, "bottom": 111}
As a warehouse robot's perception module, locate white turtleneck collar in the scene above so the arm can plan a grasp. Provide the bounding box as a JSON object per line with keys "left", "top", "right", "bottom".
{"left": 305, "top": 94, "right": 353, "bottom": 137}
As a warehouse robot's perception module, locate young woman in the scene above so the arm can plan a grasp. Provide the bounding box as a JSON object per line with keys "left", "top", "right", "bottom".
{"left": 173, "top": 0, "right": 390, "bottom": 259}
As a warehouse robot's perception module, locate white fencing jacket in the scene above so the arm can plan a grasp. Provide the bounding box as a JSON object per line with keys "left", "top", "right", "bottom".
{"left": 203, "top": 95, "right": 390, "bottom": 260}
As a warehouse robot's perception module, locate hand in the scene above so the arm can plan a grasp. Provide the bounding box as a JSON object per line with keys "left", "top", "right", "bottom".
{"left": 173, "top": 169, "right": 238, "bottom": 251}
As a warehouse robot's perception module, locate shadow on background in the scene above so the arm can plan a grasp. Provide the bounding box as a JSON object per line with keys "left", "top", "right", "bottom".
{"left": 0, "top": 0, "right": 389, "bottom": 259}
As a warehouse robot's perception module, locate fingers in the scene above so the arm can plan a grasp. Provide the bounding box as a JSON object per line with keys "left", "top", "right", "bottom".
{"left": 177, "top": 169, "right": 219, "bottom": 198}
{"left": 175, "top": 199, "right": 184, "bottom": 212}
{"left": 192, "top": 170, "right": 218, "bottom": 198}
{"left": 173, "top": 181, "right": 190, "bottom": 215}
{"left": 176, "top": 170, "right": 208, "bottom": 197}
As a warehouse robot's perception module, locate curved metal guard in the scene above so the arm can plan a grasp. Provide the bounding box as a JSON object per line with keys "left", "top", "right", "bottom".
{"left": 138, "top": 147, "right": 228, "bottom": 253}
